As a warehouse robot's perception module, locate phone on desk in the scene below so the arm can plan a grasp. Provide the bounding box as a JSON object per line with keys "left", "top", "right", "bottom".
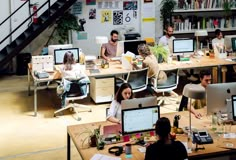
{"left": 193, "top": 130, "right": 213, "bottom": 144}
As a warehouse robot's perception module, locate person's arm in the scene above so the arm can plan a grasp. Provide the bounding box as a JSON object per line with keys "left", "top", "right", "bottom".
{"left": 101, "top": 46, "right": 110, "bottom": 61}
{"left": 106, "top": 100, "right": 121, "bottom": 124}
{"left": 187, "top": 101, "right": 202, "bottom": 119}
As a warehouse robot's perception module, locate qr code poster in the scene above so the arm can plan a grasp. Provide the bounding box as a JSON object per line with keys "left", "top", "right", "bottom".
{"left": 101, "top": 10, "right": 112, "bottom": 23}
{"left": 113, "top": 11, "right": 123, "bottom": 25}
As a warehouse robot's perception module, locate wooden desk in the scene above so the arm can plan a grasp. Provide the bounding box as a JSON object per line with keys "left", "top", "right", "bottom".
{"left": 28, "top": 56, "right": 236, "bottom": 116}
{"left": 67, "top": 109, "right": 236, "bottom": 160}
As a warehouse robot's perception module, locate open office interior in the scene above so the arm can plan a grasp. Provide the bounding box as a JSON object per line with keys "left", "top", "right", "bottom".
{"left": 1, "top": 0, "right": 236, "bottom": 160}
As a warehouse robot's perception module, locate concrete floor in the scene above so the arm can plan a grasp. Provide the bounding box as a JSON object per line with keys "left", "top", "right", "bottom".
{"left": 0, "top": 75, "right": 179, "bottom": 160}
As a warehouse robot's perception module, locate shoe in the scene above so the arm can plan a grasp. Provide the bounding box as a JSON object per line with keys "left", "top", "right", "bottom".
{"left": 187, "top": 75, "right": 198, "bottom": 81}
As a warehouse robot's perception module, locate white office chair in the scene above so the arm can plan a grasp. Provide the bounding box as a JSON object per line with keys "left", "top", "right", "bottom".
{"left": 54, "top": 80, "right": 91, "bottom": 121}
{"left": 116, "top": 68, "right": 149, "bottom": 93}
{"left": 152, "top": 68, "right": 179, "bottom": 106}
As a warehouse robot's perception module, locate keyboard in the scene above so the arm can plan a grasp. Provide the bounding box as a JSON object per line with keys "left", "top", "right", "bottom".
{"left": 111, "top": 57, "right": 121, "bottom": 61}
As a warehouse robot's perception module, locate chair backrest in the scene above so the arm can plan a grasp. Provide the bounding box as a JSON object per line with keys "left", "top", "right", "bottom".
{"left": 155, "top": 68, "right": 179, "bottom": 92}
{"left": 66, "top": 80, "right": 89, "bottom": 98}
{"left": 126, "top": 68, "right": 148, "bottom": 93}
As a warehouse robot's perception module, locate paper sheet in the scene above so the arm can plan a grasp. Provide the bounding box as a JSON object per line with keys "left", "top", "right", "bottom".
{"left": 90, "top": 154, "right": 121, "bottom": 160}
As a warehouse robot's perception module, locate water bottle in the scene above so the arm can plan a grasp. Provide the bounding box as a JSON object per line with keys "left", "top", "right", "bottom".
{"left": 212, "top": 112, "right": 217, "bottom": 131}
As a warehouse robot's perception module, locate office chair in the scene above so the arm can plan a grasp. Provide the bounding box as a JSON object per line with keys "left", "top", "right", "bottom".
{"left": 116, "top": 68, "right": 148, "bottom": 93}
{"left": 152, "top": 68, "right": 179, "bottom": 106}
{"left": 54, "top": 80, "right": 91, "bottom": 121}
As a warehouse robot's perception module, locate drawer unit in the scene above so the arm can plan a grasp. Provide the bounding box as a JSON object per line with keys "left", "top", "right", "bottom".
{"left": 90, "top": 76, "right": 114, "bottom": 103}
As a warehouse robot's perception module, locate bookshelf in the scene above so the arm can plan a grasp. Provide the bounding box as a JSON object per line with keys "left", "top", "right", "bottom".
{"left": 170, "top": 0, "right": 236, "bottom": 37}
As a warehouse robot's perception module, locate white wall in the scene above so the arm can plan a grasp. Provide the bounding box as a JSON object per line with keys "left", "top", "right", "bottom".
{"left": 72, "top": 0, "right": 157, "bottom": 57}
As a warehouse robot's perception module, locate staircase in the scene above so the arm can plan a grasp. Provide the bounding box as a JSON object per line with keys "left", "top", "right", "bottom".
{"left": 0, "top": 0, "right": 77, "bottom": 69}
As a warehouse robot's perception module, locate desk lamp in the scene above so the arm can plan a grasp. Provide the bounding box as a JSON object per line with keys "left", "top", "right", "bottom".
{"left": 194, "top": 30, "right": 208, "bottom": 55}
{"left": 183, "top": 84, "right": 205, "bottom": 149}
{"left": 95, "top": 36, "right": 108, "bottom": 58}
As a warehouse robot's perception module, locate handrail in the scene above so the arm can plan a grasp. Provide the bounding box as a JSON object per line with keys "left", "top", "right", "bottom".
{"left": 0, "top": 0, "right": 29, "bottom": 26}
{"left": 0, "top": 0, "right": 51, "bottom": 45}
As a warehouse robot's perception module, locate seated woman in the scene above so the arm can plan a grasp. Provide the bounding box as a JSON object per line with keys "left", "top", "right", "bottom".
{"left": 145, "top": 117, "right": 188, "bottom": 160}
{"left": 133, "top": 43, "right": 177, "bottom": 97}
{"left": 59, "top": 51, "right": 89, "bottom": 107}
{"left": 106, "top": 83, "right": 133, "bottom": 124}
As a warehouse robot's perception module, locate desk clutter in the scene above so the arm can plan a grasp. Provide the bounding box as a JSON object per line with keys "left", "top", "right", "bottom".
{"left": 31, "top": 55, "right": 54, "bottom": 72}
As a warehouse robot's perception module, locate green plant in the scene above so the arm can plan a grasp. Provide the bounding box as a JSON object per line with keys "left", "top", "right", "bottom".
{"left": 223, "top": 0, "right": 232, "bottom": 17}
{"left": 149, "top": 44, "right": 169, "bottom": 63}
{"left": 78, "top": 125, "right": 104, "bottom": 149}
{"left": 160, "top": 0, "right": 177, "bottom": 29}
{"left": 55, "top": 11, "right": 81, "bottom": 44}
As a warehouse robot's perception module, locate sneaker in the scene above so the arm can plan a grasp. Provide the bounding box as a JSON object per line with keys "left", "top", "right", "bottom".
{"left": 187, "top": 75, "right": 198, "bottom": 81}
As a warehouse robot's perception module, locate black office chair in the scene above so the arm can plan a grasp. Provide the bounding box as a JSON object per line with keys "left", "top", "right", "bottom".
{"left": 152, "top": 68, "right": 179, "bottom": 106}
{"left": 116, "top": 68, "right": 149, "bottom": 93}
{"left": 54, "top": 80, "right": 91, "bottom": 121}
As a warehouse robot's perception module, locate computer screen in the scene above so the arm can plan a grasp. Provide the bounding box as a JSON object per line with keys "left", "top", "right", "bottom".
{"left": 121, "top": 105, "right": 160, "bottom": 135}
{"left": 232, "top": 38, "right": 236, "bottom": 52}
{"left": 121, "top": 96, "right": 157, "bottom": 110}
{"left": 232, "top": 95, "right": 236, "bottom": 121}
{"left": 173, "top": 38, "right": 194, "bottom": 55}
{"left": 116, "top": 40, "right": 124, "bottom": 56}
{"left": 206, "top": 82, "right": 236, "bottom": 115}
{"left": 54, "top": 48, "right": 79, "bottom": 64}
{"left": 124, "top": 40, "right": 146, "bottom": 55}
{"left": 48, "top": 44, "right": 73, "bottom": 56}
{"left": 224, "top": 35, "right": 236, "bottom": 51}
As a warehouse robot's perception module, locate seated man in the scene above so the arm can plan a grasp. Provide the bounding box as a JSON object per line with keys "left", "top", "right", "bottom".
{"left": 179, "top": 69, "right": 212, "bottom": 118}
{"left": 101, "top": 30, "right": 119, "bottom": 61}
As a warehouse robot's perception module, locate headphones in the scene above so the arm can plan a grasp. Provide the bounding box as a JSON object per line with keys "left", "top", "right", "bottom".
{"left": 108, "top": 146, "right": 123, "bottom": 156}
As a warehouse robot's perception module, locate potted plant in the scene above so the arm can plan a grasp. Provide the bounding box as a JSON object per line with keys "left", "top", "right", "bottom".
{"left": 160, "top": 0, "right": 177, "bottom": 30}
{"left": 149, "top": 44, "right": 169, "bottom": 63}
{"left": 55, "top": 11, "right": 81, "bottom": 44}
{"left": 79, "top": 125, "right": 105, "bottom": 150}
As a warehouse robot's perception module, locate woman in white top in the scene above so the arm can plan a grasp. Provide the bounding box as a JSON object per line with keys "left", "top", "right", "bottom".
{"left": 212, "top": 29, "right": 224, "bottom": 47}
{"left": 60, "top": 51, "right": 89, "bottom": 107}
{"left": 106, "top": 83, "right": 133, "bottom": 124}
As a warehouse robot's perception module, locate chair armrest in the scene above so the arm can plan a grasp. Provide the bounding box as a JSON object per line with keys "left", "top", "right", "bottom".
{"left": 116, "top": 76, "right": 126, "bottom": 83}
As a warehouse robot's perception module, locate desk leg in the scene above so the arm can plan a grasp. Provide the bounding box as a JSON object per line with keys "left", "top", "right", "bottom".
{"left": 217, "top": 65, "right": 222, "bottom": 83}
{"left": 28, "top": 68, "right": 31, "bottom": 96}
{"left": 34, "top": 81, "right": 37, "bottom": 117}
{"left": 67, "top": 133, "right": 71, "bottom": 160}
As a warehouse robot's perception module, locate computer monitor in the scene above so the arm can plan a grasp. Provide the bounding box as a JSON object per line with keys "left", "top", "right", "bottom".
{"left": 121, "top": 96, "right": 157, "bottom": 110}
{"left": 206, "top": 82, "right": 236, "bottom": 115}
{"left": 48, "top": 44, "right": 73, "bottom": 56}
{"left": 224, "top": 35, "right": 236, "bottom": 51}
{"left": 232, "top": 38, "right": 236, "bottom": 52}
{"left": 116, "top": 40, "right": 124, "bottom": 56}
{"left": 121, "top": 105, "right": 160, "bottom": 135}
{"left": 124, "top": 40, "right": 146, "bottom": 55}
{"left": 54, "top": 48, "right": 80, "bottom": 64}
{"left": 172, "top": 38, "right": 194, "bottom": 56}
{"left": 231, "top": 95, "right": 236, "bottom": 121}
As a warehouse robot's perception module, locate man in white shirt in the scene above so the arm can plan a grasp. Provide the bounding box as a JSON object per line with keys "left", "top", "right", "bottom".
{"left": 212, "top": 29, "right": 224, "bottom": 47}
{"left": 159, "top": 26, "right": 175, "bottom": 47}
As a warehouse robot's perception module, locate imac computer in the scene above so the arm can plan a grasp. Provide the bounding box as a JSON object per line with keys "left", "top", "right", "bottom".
{"left": 231, "top": 95, "right": 236, "bottom": 121}
{"left": 48, "top": 44, "right": 73, "bottom": 56}
{"left": 224, "top": 35, "right": 236, "bottom": 51}
{"left": 172, "top": 38, "right": 194, "bottom": 56}
{"left": 121, "top": 96, "right": 157, "bottom": 110}
{"left": 54, "top": 48, "right": 80, "bottom": 64}
{"left": 116, "top": 40, "right": 125, "bottom": 56}
{"left": 121, "top": 105, "right": 160, "bottom": 135}
{"left": 232, "top": 38, "right": 236, "bottom": 52}
{"left": 206, "top": 82, "right": 236, "bottom": 115}
{"left": 124, "top": 40, "right": 146, "bottom": 55}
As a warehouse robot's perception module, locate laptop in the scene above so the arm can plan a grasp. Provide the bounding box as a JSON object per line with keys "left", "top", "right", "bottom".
{"left": 231, "top": 95, "right": 236, "bottom": 121}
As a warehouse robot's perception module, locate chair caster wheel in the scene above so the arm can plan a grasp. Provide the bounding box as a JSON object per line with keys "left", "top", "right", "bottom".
{"left": 77, "top": 117, "right": 82, "bottom": 121}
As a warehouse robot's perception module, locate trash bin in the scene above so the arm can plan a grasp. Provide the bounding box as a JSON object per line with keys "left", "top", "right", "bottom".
{"left": 16, "top": 53, "right": 31, "bottom": 75}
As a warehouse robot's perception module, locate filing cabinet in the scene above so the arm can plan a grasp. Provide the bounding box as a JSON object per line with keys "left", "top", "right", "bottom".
{"left": 90, "top": 76, "right": 114, "bottom": 103}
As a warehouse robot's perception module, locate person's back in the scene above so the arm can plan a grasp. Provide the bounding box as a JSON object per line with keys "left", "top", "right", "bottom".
{"left": 145, "top": 140, "right": 187, "bottom": 160}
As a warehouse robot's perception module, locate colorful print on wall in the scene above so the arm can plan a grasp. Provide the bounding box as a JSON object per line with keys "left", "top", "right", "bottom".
{"left": 89, "top": 8, "right": 96, "bottom": 19}
{"left": 77, "top": 32, "right": 88, "bottom": 40}
{"left": 144, "top": 0, "right": 153, "bottom": 3}
{"left": 97, "top": 0, "right": 120, "bottom": 9}
{"left": 86, "top": 0, "right": 96, "bottom": 5}
{"left": 72, "top": 2, "right": 82, "bottom": 15}
{"left": 123, "top": 1, "right": 138, "bottom": 10}
{"left": 113, "top": 11, "right": 123, "bottom": 25}
{"left": 123, "top": 10, "right": 138, "bottom": 25}
{"left": 101, "top": 10, "right": 112, "bottom": 23}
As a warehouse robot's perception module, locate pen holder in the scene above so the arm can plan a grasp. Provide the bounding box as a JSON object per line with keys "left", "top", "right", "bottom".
{"left": 101, "top": 60, "right": 109, "bottom": 69}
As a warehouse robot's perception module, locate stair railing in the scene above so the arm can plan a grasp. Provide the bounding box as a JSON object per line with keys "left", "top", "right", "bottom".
{"left": 0, "top": 0, "right": 51, "bottom": 46}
